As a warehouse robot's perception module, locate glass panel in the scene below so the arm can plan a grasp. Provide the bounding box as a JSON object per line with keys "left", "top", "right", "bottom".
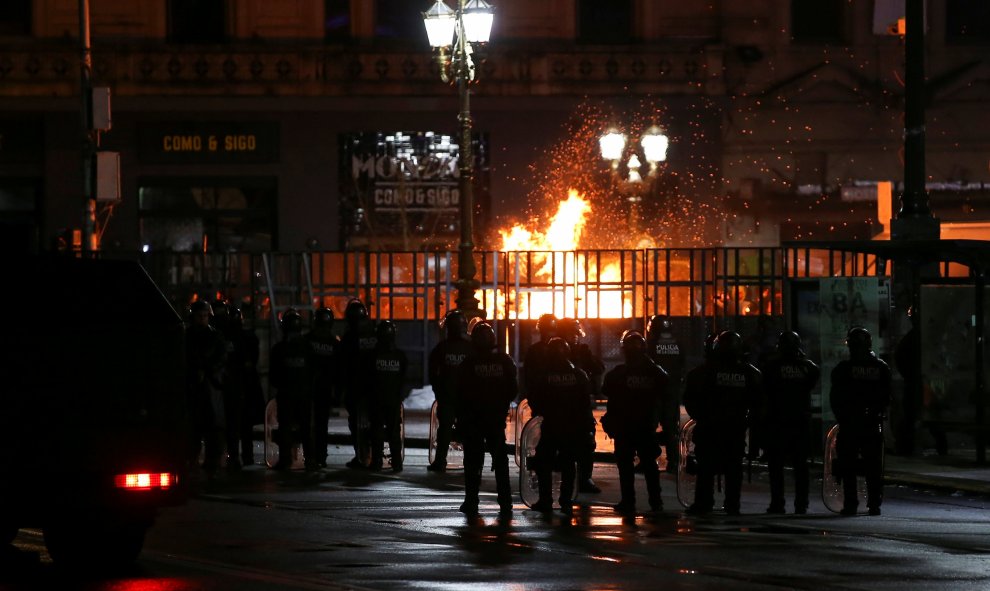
{"left": 375, "top": 0, "right": 427, "bottom": 41}
{"left": 946, "top": 0, "right": 990, "bottom": 43}
{"left": 577, "top": 0, "right": 633, "bottom": 44}
{"left": 168, "top": 0, "right": 226, "bottom": 43}
{"left": 0, "top": 0, "right": 30, "bottom": 35}
{"left": 0, "top": 185, "right": 36, "bottom": 211}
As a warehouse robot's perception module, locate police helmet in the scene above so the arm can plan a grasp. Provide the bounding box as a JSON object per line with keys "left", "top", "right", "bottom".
{"left": 190, "top": 300, "right": 213, "bottom": 317}
{"left": 620, "top": 330, "right": 647, "bottom": 350}
{"left": 536, "top": 313, "right": 558, "bottom": 336}
{"left": 646, "top": 314, "right": 672, "bottom": 338}
{"left": 777, "top": 330, "right": 803, "bottom": 357}
{"left": 344, "top": 299, "right": 368, "bottom": 324}
{"left": 546, "top": 337, "right": 571, "bottom": 363}
{"left": 441, "top": 309, "right": 467, "bottom": 339}
{"left": 846, "top": 326, "right": 872, "bottom": 354}
{"left": 558, "top": 318, "right": 585, "bottom": 341}
{"left": 280, "top": 308, "right": 303, "bottom": 334}
{"left": 212, "top": 299, "right": 229, "bottom": 317}
{"left": 314, "top": 307, "right": 335, "bottom": 328}
{"left": 377, "top": 320, "right": 397, "bottom": 344}
{"left": 713, "top": 331, "right": 744, "bottom": 362}
{"left": 470, "top": 321, "right": 497, "bottom": 352}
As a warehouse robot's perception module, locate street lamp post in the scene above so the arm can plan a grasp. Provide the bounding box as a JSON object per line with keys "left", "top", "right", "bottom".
{"left": 599, "top": 126, "right": 669, "bottom": 233}
{"left": 423, "top": 0, "right": 494, "bottom": 315}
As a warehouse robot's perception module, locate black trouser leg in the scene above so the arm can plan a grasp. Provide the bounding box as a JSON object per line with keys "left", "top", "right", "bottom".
{"left": 577, "top": 424, "right": 596, "bottom": 482}
{"left": 435, "top": 403, "right": 454, "bottom": 465}
{"left": 486, "top": 425, "right": 511, "bottom": 507}
{"left": 637, "top": 430, "right": 662, "bottom": 505}
{"left": 310, "top": 395, "right": 330, "bottom": 465}
{"left": 793, "top": 447, "right": 809, "bottom": 510}
{"left": 614, "top": 437, "right": 637, "bottom": 504}
{"left": 223, "top": 388, "right": 242, "bottom": 462}
{"left": 558, "top": 446, "right": 576, "bottom": 506}
{"left": 385, "top": 402, "right": 402, "bottom": 467}
{"left": 693, "top": 445, "right": 715, "bottom": 511}
{"left": 535, "top": 439, "right": 554, "bottom": 504}
{"left": 836, "top": 429, "right": 859, "bottom": 508}
{"left": 463, "top": 435, "right": 484, "bottom": 507}
{"left": 723, "top": 454, "right": 743, "bottom": 512}
{"left": 862, "top": 431, "right": 884, "bottom": 509}
{"left": 767, "top": 445, "right": 785, "bottom": 509}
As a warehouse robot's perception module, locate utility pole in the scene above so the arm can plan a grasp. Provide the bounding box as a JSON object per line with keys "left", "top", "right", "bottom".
{"left": 79, "top": 0, "right": 97, "bottom": 253}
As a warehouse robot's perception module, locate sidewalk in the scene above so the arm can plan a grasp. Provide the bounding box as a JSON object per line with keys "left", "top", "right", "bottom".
{"left": 314, "top": 410, "right": 990, "bottom": 497}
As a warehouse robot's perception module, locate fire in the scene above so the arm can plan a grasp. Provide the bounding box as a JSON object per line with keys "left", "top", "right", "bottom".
{"left": 486, "top": 190, "right": 633, "bottom": 320}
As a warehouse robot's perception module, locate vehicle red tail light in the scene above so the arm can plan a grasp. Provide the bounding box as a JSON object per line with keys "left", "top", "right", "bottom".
{"left": 114, "top": 473, "right": 178, "bottom": 491}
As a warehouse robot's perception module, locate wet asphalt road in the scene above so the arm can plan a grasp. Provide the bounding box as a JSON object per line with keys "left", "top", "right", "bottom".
{"left": 3, "top": 446, "right": 990, "bottom": 591}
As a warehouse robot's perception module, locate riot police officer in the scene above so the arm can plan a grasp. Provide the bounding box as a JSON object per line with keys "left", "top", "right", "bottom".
{"left": 228, "top": 306, "right": 264, "bottom": 466}
{"left": 646, "top": 314, "right": 685, "bottom": 472}
{"left": 369, "top": 321, "right": 408, "bottom": 471}
{"left": 683, "top": 331, "right": 762, "bottom": 515}
{"left": 186, "top": 300, "right": 227, "bottom": 472}
{"left": 522, "top": 313, "right": 558, "bottom": 400}
{"left": 601, "top": 331, "right": 668, "bottom": 513}
{"left": 761, "top": 331, "right": 820, "bottom": 514}
{"left": 558, "top": 318, "right": 605, "bottom": 493}
{"left": 304, "top": 307, "right": 339, "bottom": 470}
{"left": 456, "top": 322, "right": 518, "bottom": 516}
{"left": 269, "top": 308, "right": 312, "bottom": 470}
{"left": 830, "top": 327, "right": 891, "bottom": 516}
{"left": 528, "top": 338, "right": 593, "bottom": 514}
{"left": 339, "top": 299, "right": 377, "bottom": 469}
{"left": 427, "top": 310, "right": 473, "bottom": 473}
{"left": 215, "top": 302, "right": 251, "bottom": 469}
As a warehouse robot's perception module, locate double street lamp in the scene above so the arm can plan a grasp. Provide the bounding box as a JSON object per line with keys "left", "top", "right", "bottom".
{"left": 599, "top": 126, "right": 669, "bottom": 232}
{"left": 422, "top": 0, "right": 495, "bottom": 315}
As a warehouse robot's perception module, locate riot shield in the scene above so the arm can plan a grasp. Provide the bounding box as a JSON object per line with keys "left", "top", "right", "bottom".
{"left": 514, "top": 399, "right": 532, "bottom": 468}
{"left": 822, "top": 424, "right": 879, "bottom": 514}
{"left": 676, "top": 419, "right": 697, "bottom": 508}
{"left": 428, "top": 400, "right": 464, "bottom": 470}
{"left": 263, "top": 399, "right": 305, "bottom": 469}
{"left": 518, "top": 416, "right": 579, "bottom": 509}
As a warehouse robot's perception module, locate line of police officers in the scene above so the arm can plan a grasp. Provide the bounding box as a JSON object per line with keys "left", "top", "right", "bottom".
{"left": 186, "top": 300, "right": 891, "bottom": 518}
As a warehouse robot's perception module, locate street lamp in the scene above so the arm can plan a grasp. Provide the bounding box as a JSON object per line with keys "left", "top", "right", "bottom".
{"left": 599, "top": 126, "right": 669, "bottom": 232}
{"left": 423, "top": 0, "right": 494, "bottom": 315}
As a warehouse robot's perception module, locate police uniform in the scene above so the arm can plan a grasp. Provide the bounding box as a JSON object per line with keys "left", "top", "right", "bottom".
{"left": 370, "top": 341, "right": 408, "bottom": 470}
{"left": 186, "top": 320, "right": 227, "bottom": 470}
{"left": 647, "top": 330, "right": 684, "bottom": 470}
{"left": 830, "top": 354, "right": 891, "bottom": 513}
{"left": 456, "top": 346, "right": 518, "bottom": 513}
{"left": 428, "top": 335, "right": 473, "bottom": 469}
{"left": 602, "top": 357, "right": 668, "bottom": 511}
{"left": 340, "top": 318, "right": 377, "bottom": 464}
{"left": 304, "top": 330, "right": 339, "bottom": 468}
{"left": 761, "top": 353, "right": 820, "bottom": 513}
{"left": 269, "top": 333, "right": 312, "bottom": 468}
{"left": 529, "top": 360, "right": 593, "bottom": 511}
{"left": 684, "top": 357, "right": 762, "bottom": 514}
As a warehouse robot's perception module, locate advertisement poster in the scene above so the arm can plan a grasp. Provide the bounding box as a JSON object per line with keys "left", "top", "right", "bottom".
{"left": 818, "top": 277, "right": 885, "bottom": 421}
{"left": 339, "top": 131, "right": 490, "bottom": 250}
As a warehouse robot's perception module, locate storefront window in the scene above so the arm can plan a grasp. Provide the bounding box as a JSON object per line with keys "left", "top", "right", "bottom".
{"left": 139, "top": 181, "right": 276, "bottom": 252}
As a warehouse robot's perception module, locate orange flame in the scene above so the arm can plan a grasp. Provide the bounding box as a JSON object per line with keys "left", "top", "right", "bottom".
{"left": 485, "top": 190, "right": 633, "bottom": 320}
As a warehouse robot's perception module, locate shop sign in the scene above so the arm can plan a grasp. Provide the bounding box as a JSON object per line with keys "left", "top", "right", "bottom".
{"left": 138, "top": 122, "right": 279, "bottom": 164}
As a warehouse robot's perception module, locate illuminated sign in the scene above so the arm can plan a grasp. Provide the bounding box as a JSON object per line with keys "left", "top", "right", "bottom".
{"left": 340, "top": 131, "right": 490, "bottom": 249}
{"left": 138, "top": 123, "right": 279, "bottom": 164}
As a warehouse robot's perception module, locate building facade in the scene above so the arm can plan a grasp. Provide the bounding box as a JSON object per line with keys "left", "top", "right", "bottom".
{"left": 1, "top": 0, "right": 988, "bottom": 254}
